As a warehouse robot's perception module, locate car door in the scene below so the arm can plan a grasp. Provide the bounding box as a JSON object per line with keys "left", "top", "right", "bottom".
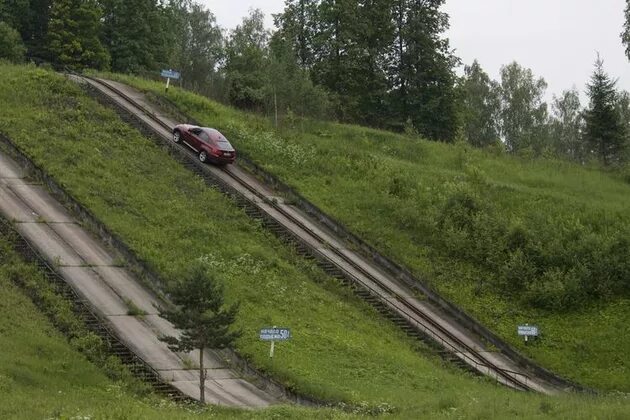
{"left": 187, "top": 127, "right": 203, "bottom": 151}
{"left": 198, "top": 131, "right": 212, "bottom": 152}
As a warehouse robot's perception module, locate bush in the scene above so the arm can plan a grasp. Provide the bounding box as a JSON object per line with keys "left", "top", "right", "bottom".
{"left": 0, "top": 22, "right": 26, "bottom": 63}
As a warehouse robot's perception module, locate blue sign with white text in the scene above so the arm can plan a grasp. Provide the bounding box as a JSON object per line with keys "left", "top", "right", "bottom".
{"left": 260, "top": 328, "right": 291, "bottom": 341}
{"left": 160, "top": 69, "right": 181, "bottom": 80}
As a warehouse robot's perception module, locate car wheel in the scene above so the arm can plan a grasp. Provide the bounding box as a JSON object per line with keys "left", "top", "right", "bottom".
{"left": 173, "top": 131, "right": 181, "bottom": 143}
{"left": 199, "top": 150, "right": 208, "bottom": 163}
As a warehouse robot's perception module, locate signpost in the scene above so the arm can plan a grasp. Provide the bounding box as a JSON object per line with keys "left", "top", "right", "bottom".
{"left": 160, "top": 69, "right": 181, "bottom": 92}
{"left": 517, "top": 324, "right": 539, "bottom": 343}
{"left": 259, "top": 327, "right": 291, "bottom": 358}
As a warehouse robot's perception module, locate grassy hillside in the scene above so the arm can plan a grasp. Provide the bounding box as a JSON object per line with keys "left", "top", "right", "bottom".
{"left": 102, "top": 72, "right": 630, "bottom": 392}
{"left": 1, "top": 63, "right": 630, "bottom": 417}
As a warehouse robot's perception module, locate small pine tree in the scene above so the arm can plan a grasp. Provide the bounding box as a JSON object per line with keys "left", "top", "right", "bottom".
{"left": 47, "top": 0, "right": 110, "bottom": 70}
{"left": 157, "top": 265, "right": 240, "bottom": 404}
{"left": 584, "top": 55, "right": 627, "bottom": 166}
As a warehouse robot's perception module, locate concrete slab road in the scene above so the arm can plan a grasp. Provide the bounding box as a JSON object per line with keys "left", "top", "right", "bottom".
{"left": 0, "top": 149, "right": 278, "bottom": 408}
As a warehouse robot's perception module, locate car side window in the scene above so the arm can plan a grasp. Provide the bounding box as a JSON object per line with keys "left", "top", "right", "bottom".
{"left": 198, "top": 131, "right": 211, "bottom": 144}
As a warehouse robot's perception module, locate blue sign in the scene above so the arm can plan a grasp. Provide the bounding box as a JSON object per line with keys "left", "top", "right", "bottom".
{"left": 260, "top": 328, "right": 291, "bottom": 341}
{"left": 517, "top": 325, "right": 539, "bottom": 337}
{"left": 160, "top": 69, "right": 181, "bottom": 80}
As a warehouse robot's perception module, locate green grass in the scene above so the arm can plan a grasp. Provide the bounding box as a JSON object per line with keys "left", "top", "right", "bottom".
{"left": 100, "top": 72, "right": 630, "bottom": 393}
{"left": 1, "top": 63, "right": 630, "bottom": 417}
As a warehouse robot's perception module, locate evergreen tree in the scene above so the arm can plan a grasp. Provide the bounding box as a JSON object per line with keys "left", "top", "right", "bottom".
{"left": 499, "top": 62, "right": 549, "bottom": 153}
{"left": 388, "top": 0, "right": 458, "bottom": 141}
{"left": 157, "top": 265, "right": 240, "bottom": 405}
{"left": 584, "top": 56, "right": 627, "bottom": 165}
{"left": 1, "top": 0, "right": 52, "bottom": 59}
{"left": 274, "top": 0, "right": 458, "bottom": 138}
{"left": 47, "top": 0, "right": 109, "bottom": 70}
{"left": 101, "top": 0, "right": 170, "bottom": 72}
{"left": 0, "top": 21, "right": 26, "bottom": 62}
{"left": 0, "top": 0, "right": 30, "bottom": 38}
{"left": 26, "top": 0, "right": 52, "bottom": 58}
{"left": 311, "top": 0, "right": 363, "bottom": 122}
{"left": 459, "top": 60, "right": 501, "bottom": 147}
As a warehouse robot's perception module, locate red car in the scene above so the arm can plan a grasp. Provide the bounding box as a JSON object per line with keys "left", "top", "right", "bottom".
{"left": 172, "top": 125, "right": 236, "bottom": 165}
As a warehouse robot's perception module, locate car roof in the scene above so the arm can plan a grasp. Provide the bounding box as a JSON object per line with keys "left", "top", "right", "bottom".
{"left": 201, "top": 127, "right": 229, "bottom": 142}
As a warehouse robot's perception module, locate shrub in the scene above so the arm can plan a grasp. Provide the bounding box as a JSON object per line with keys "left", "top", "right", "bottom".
{"left": 0, "top": 22, "right": 26, "bottom": 63}
{"left": 438, "top": 188, "right": 481, "bottom": 231}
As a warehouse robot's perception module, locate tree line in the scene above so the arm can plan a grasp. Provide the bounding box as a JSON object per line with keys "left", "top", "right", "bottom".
{"left": 458, "top": 57, "right": 629, "bottom": 166}
{"left": 1, "top": 0, "right": 629, "bottom": 166}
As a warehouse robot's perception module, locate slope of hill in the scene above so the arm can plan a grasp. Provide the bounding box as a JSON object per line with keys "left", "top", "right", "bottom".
{"left": 1, "top": 63, "right": 630, "bottom": 417}
{"left": 103, "top": 72, "right": 630, "bottom": 392}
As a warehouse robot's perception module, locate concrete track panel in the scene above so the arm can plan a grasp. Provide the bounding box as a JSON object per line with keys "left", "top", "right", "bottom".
{"left": 59, "top": 266, "right": 129, "bottom": 316}
{"left": 50, "top": 223, "right": 116, "bottom": 266}
{"left": 107, "top": 315, "right": 184, "bottom": 371}
{"left": 16, "top": 222, "right": 84, "bottom": 266}
{"left": 98, "top": 79, "right": 180, "bottom": 128}
{"left": 94, "top": 267, "right": 160, "bottom": 314}
{"left": 0, "top": 187, "right": 39, "bottom": 222}
{"left": 160, "top": 369, "right": 236, "bottom": 382}
{"left": 141, "top": 314, "right": 179, "bottom": 338}
{"left": 172, "top": 378, "right": 273, "bottom": 408}
{"left": 0, "top": 153, "right": 26, "bottom": 178}
{"left": 8, "top": 184, "right": 74, "bottom": 223}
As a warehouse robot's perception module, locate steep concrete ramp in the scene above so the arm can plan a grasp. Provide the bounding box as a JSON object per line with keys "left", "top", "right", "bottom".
{"left": 0, "top": 149, "right": 278, "bottom": 408}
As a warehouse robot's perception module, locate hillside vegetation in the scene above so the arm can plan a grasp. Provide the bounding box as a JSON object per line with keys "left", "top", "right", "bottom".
{"left": 2, "top": 63, "right": 630, "bottom": 417}
{"left": 104, "top": 72, "right": 630, "bottom": 392}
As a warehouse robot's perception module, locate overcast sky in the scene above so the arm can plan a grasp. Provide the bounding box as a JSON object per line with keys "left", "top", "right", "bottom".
{"left": 202, "top": 0, "right": 630, "bottom": 102}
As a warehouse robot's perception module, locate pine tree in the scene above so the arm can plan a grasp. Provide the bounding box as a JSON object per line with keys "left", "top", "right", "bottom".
{"left": 157, "top": 265, "right": 240, "bottom": 405}
{"left": 47, "top": 0, "right": 109, "bottom": 70}
{"left": 388, "top": 0, "right": 458, "bottom": 141}
{"left": 100, "top": 0, "right": 170, "bottom": 72}
{"left": 584, "top": 56, "right": 627, "bottom": 165}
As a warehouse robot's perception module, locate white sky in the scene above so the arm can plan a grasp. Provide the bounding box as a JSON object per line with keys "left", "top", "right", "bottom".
{"left": 202, "top": 0, "right": 630, "bottom": 101}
